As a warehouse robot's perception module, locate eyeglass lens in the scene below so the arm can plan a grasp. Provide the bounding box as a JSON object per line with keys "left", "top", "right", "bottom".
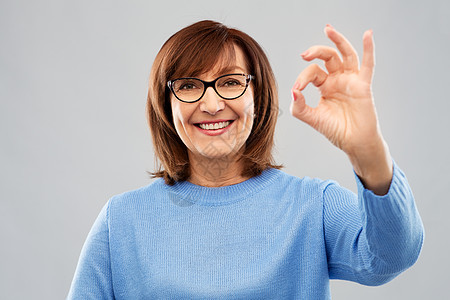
{"left": 172, "top": 74, "right": 248, "bottom": 102}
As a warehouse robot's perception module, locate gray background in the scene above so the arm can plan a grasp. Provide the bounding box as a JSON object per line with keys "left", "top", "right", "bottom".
{"left": 1, "top": 0, "right": 448, "bottom": 299}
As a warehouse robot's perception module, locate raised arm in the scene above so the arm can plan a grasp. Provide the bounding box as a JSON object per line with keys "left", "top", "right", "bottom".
{"left": 291, "top": 25, "right": 424, "bottom": 284}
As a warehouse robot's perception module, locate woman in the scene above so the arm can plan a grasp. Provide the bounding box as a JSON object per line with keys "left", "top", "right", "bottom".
{"left": 68, "top": 20, "right": 424, "bottom": 299}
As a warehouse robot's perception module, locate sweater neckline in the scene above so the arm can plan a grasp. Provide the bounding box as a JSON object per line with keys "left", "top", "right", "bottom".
{"left": 166, "top": 168, "right": 281, "bottom": 206}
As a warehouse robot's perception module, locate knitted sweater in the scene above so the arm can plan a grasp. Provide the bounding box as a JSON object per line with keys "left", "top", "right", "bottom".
{"left": 68, "top": 162, "right": 424, "bottom": 299}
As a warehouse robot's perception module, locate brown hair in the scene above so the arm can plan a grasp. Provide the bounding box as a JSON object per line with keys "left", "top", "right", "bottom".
{"left": 147, "top": 20, "right": 281, "bottom": 185}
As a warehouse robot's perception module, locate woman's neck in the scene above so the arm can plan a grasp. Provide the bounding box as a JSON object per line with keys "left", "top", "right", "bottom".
{"left": 187, "top": 152, "right": 249, "bottom": 187}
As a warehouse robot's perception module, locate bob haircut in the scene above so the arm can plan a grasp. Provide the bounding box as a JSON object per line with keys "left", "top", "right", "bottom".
{"left": 147, "top": 20, "right": 281, "bottom": 185}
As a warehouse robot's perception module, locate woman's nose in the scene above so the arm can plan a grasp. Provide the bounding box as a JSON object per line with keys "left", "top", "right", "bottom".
{"left": 199, "top": 87, "right": 225, "bottom": 115}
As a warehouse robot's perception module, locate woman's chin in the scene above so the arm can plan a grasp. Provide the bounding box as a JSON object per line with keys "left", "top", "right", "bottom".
{"left": 190, "top": 143, "right": 242, "bottom": 161}
{"left": 198, "top": 149, "right": 236, "bottom": 160}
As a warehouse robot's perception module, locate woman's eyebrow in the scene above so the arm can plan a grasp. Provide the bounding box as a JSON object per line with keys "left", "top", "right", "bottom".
{"left": 215, "top": 66, "right": 247, "bottom": 75}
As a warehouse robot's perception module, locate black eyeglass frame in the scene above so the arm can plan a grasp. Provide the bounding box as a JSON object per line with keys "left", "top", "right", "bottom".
{"left": 167, "top": 73, "right": 254, "bottom": 103}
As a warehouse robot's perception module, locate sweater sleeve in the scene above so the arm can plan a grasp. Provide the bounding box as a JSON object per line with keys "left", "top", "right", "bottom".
{"left": 67, "top": 201, "right": 115, "bottom": 299}
{"left": 323, "top": 161, "right": 424, "bottom": 286}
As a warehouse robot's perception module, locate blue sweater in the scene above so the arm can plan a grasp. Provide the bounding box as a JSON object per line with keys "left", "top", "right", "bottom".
{"left": 68, "top": 162, "right": 424, "bottom": 299}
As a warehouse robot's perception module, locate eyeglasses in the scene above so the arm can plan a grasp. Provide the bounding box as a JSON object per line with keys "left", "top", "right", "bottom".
{"left": 167, "top": 73, "right": 254, "bottom": 103}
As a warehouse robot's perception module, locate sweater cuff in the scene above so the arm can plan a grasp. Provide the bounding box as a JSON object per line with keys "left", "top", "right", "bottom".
{"left": 354, "top": 158, "right": 395, "bottom": 200}
{"left": 355, "top": 159, "right": 420, "bottom": 237}
{"left": 354, "top": 159, "right": 409, "bottom": 201}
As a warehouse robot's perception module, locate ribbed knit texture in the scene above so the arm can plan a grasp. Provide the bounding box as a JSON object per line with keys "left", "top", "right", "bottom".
{"left": 68, "top": 161, "right": 424, "bottom": 299}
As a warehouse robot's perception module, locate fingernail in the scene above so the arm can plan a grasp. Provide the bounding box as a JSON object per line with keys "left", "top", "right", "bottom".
{"left": 292, "top": 89, "right": 297, "bottom": 101}
{"left": 326, "top": 24, "right": 334, "bottom": 29}
{"left": 300, "top": 50, "right": 309, "bottom": 57}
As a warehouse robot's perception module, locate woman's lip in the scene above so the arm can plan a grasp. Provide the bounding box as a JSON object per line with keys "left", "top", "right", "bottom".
{"left": 194, "top": 120, "right": 234, "bottom": 136}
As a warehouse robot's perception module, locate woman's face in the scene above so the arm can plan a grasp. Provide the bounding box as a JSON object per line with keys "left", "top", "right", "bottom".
{"left": 170, "top": 45, "right": 254, "bottom": 161}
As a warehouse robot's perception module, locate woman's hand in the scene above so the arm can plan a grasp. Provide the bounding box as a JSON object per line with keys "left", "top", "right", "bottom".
{"left": 290, "top": 25, "right": 393, "bottom": 195}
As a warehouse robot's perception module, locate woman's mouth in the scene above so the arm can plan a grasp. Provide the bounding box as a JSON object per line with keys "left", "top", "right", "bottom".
{"left": 197, "top": 121, "right": 231, "bottom": 130}
{"left": 194, "top": 120, "right": 234, "bottom": 135}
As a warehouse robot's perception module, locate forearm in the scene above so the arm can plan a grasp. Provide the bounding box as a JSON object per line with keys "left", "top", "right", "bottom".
{"left": 354, "top": 161, "right": 424, "bottom": 275}
{"left": 325, "top": 162, "right": 424, "bottom": 285}
{"left": 347, "top": 134, "right": 393, "bottom": 195}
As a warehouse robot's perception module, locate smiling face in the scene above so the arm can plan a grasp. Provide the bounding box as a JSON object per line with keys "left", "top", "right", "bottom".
{"left": 170, "top": 45, "right": 254, "bottom": 161}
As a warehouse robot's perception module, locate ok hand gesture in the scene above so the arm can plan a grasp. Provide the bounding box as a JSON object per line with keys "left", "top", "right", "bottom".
{"left": 290, "top": 25, "right": 393, "bottom": 195}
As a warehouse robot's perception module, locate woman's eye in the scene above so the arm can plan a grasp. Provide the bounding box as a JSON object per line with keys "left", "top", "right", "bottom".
{"left": 179, "top": 82, "right": 199, "bottom": 90}
{"left": 223, "top": 80, "right": 240, "bottom": 87}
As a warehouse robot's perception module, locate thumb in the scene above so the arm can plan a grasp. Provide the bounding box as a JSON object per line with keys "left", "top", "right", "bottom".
{"left": 290, "top": 88, "right": 316, "bottom": 127}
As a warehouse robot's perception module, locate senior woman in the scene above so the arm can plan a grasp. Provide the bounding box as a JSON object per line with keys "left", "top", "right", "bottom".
{"left": 68, "top": 20, "right": 424, "bottom": 299}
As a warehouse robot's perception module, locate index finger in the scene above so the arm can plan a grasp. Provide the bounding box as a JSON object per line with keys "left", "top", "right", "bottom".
{"left": 324, "top": 25, "right": 359, "bottom": 72}
{"left": 360, "top": 29, "right": 375, "bottom": 83}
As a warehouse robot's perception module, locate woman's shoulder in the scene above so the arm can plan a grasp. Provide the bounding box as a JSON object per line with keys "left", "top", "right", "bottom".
{"left": 262, "top": 168, "right": 344, "bottom": 210}
{"left": 107, "top": 178, "right": 168, "bottom": 209}
{"left": 272, "top": 168, "right": 338, "bottom": 192}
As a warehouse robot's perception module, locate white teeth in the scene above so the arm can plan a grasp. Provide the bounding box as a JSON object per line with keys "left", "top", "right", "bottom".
{"left": 199, "top": 121, "right": 230, "bottom": 130}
